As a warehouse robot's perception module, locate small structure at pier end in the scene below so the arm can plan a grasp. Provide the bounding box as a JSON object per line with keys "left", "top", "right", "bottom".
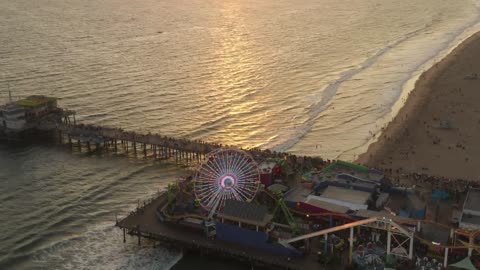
{"left": 0, "top": 95, "right": 74, "bottom": 138}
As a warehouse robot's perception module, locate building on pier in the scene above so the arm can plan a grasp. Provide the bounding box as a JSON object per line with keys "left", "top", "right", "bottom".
{"left": 0, "top": 103, "right": 26, "bottom": 131}
{"left": 460, "top": 188, "right": 480, "bottom": 230}
{"left": 0, "top": 95, "right": 73, "bottom": 134}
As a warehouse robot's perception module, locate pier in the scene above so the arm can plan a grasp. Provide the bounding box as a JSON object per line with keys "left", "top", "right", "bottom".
{"left": 3, "top": 96, "right": 480, "bottom": 269}
{"left": 116, "top": 192, "right": 322, "bottom": 270}
{"left": 60, "top": 124, "right": 227, "bottom": 165}
{"left": 57, "top": 123, "right": 324, "bottom": 167}
{"left": 0, "top": 95, "right": 325, "bottom": 167}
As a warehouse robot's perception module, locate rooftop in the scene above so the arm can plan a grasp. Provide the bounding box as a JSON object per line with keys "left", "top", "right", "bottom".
{"left": 218, "top": 199, "right": 273, "bottom": 227}
{"left": 316, "top": 174, "right": 378, "bottom": 192}
{"left": 461, "top": 214, "right": 480, "bottom": 228}
{"left": 284, "top": 187, "right": 312, "bottom": 203}
{"left": 464, "top": 188, "right": 480, "bottom": 212}
{"left": 321, "top": 186, "right": 371, "bottom": 205}
{"left": 305, "top": 196, "right": 350, "bottom": 213}
{"left": 460, "top": 188, "right": 480, "bottom": 228}
{"left": 322, "top": 160, "right": 370, "bottom": 173}
{"left": 16, "top": 95, "right": 56, "bottom": 108}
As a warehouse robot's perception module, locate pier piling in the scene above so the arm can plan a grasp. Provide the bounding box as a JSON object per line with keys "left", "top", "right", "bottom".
{"left": 51, "top": 122, "right": 323, "bottom": 168}
{"left": 137, "top": 225, "right": 141, "bottom": 246}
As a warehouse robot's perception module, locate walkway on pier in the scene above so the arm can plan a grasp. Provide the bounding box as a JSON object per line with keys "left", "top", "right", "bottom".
{"left": 65, "top": 124, "right": 218, "bottom": 155}
{"left": 58, "top": 123, "right": 324, "bottom": 167}
{"left": 60, "top": 124, "right": 242, "bottom": 165}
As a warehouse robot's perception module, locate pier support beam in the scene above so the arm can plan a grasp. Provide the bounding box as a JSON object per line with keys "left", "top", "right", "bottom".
{"left": 468, "top": 235, "right": 473, "bottom": 256}
{"left": 123, "top": 228, "right": 126, "bottom": 243}
{"left": 408, "top": 233, "right": 414, "bottom": 259}
{"left": 137, "top": 225, "right": 141, "bottom": 246}
{"left": 387, "top": 227, "right": 392, "bottom": 255}
{"left": 324, "top": 234, "right": 328, "bottom": 254}
{"left": 349, "top": 227, "right": 354, "bottom": 264}
{"left": 444, "top": 247, "right": 448, "bottom": 266}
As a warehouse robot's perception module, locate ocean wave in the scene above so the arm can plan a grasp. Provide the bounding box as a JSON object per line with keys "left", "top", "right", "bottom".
{"left": 265, "top": 23, "right": 435, "bottom": 152}
{"left": 2, "top": 223, "right": 182, "bottom": 270}
{"left": 337, "top": 2, "right": 480, "bottom": 160}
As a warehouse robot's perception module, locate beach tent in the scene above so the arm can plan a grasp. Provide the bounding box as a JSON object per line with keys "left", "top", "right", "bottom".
{"left": 448, "top": 256, "right": 476, "bottom": 270}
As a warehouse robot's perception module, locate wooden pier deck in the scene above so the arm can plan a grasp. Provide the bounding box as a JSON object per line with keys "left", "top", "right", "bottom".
{"left": 54, "top": 123, "right": 324, "bottom": 167}
{"left": 116, "top": 193, "right": 322, "bottom": 270}
{"left": 62, "top": 124, "right": 213, "bottom": 163}
{"left": 0, "top": 100, "right": 324, "bottom": 167}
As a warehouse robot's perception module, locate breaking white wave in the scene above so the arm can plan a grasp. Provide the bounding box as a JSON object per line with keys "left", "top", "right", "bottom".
{"left": 30, "top": 222, "right": 182, "bottom": 270}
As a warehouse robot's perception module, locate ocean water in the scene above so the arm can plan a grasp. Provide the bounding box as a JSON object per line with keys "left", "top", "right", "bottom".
{"left": 1, "top": 0, "right": 480, "bottom": 269}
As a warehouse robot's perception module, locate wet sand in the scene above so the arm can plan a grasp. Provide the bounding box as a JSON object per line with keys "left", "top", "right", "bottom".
{"left": 357, "top": 32, "right": 480, "bottom": 181}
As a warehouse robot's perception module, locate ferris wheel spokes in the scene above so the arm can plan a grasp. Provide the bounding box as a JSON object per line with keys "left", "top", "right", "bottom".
{"left": 193, "top": 148, "right": 260, "bottom": 211}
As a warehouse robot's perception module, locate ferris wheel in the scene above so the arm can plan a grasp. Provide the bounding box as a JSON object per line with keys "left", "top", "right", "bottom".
{"left": 194, "top": 148, "right": 260, "bottom": 212}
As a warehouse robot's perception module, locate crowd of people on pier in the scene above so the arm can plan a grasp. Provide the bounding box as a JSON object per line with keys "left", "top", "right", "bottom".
{"left": 379, "top": 166, "right": 480, "bottom": 195}
{"left": 69, "top": 123, "right": 480, "bottom": 197}
{"left": 68, "top": 123, "right": 325, "bottom": 171}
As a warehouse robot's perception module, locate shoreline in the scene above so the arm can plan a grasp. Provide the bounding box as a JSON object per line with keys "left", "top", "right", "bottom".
{"left": 356, "top": 30, "right": 480, "bottom": 181}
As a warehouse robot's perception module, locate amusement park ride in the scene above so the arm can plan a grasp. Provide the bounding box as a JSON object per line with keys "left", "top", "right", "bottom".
{"left": 193, "top": 147, "right": 260, "bottom": 212}
{"left": 192, "top": 148, "right": 261, "bottom": 237}
{"left": 145, "top": 148, "right": 480, "bottom": 269}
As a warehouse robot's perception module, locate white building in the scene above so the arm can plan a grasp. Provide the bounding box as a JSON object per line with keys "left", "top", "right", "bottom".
{"left": 0, "top": 104, "right": 26, "bottom": 131}
{"left": 0, "top": 95, "right": 59, "bottom": 132}
{"left": 460, "top": 188, "right": 480, "bottom": 230}
{"left": 307, "top": 186, "right": 371, "bottom": 211}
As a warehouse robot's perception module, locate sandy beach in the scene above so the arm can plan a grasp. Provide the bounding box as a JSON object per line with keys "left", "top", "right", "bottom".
{"left": 357, "top": 31, "right": 480, "bottom": 181}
